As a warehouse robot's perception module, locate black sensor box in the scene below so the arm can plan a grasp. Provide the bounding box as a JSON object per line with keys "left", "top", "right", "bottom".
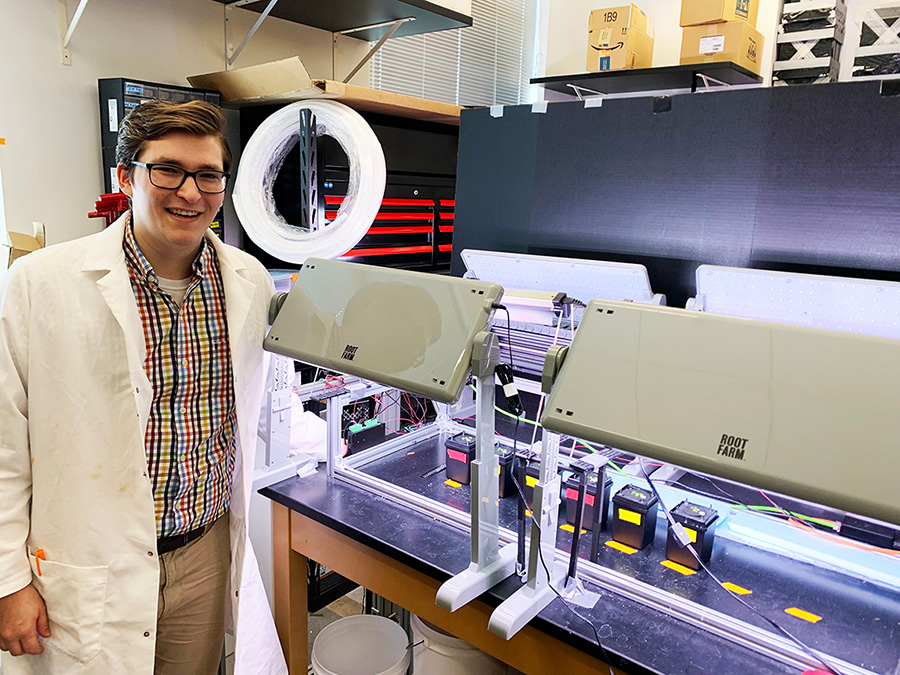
{"left": 611, "top": 484, "right": 658, "bottom": 550}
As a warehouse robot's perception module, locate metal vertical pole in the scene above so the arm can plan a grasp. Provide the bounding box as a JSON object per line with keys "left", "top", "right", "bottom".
{"left": 471, "top": 337, "right": 500, "bottom": 568}
{"left": 325, "top": 395, "right": 344, "bottom": 478}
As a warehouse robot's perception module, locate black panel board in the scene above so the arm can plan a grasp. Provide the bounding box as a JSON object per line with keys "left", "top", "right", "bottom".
{"left": 754, "top": 82, "right": 900, "bottom": 270}
{"left": 450, "top": 105, "right": 541, "bottom": 276}
{"left": 452, "top": 81, "right": 900, "bottom": 308}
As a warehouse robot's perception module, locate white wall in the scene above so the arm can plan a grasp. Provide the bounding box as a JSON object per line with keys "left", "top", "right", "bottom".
{"left": 540, "top": 0, "right": 781, "bottom": 86}
{"left": 0, "top": 0, "right": 370, "bottom": 245}
{"left": 0, "top": 0, "right": 374, "bottom": 614}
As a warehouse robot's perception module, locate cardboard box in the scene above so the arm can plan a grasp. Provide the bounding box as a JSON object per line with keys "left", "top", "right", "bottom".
{"left": 587, "top": 29, "right": 654, "bottom": 71}
{"left": 188, "top": 57, "right": 462, "bottom": 126}
{"left": 4, "top": 222, "right": 46, "bottom": 269}
{"left": 589, "top": 4, "right": 654, "bottom": 41}
{"left": 680, "top": 21, "right": 764, "bottom": 75}
{"left": 587, "top": 5, "right": 655, "bottom": 72}
{"left": 680, "top": 0, "right": 759, "bottom": 28}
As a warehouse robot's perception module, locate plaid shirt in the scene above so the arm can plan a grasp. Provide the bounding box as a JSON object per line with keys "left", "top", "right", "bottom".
{"left": 123, "top": 218, "right": 236, "bottom": 538}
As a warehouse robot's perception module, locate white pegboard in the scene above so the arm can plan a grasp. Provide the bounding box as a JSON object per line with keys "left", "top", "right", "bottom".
{"left": 691, "top": 265, "right": 900, "bottom": 339}
{"left": 460, "top": 249, "right": 663, "bottom": 305}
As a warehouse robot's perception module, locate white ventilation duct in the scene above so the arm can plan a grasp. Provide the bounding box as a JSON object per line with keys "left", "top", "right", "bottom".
{"left": 233, "top": 99, "right": 386, "bottom": 263}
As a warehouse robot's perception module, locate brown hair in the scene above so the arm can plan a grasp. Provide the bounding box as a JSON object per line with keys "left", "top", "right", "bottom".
{"left": 115, "top": 100, "right": 233, "bottom": 174}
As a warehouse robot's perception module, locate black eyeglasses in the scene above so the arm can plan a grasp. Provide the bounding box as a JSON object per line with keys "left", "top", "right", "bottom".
{"left": 132, "top": 162, "right": 230, "bottom": 194}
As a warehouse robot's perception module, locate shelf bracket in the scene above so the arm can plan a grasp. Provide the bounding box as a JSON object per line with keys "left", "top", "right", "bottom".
{"left": 225, "top": 0, "right": 280, "bottom": 70}
{"left": 693, "top": 72, "right": 731, "bottom": 92}
{"left": 57, "top": 0, "right": 91, "bottom": 66}
{"left": 566, "top": 83, "right": 606, "bottom": 100}
{"left": 334, "top": 17, "right": 415, "bottom": 83}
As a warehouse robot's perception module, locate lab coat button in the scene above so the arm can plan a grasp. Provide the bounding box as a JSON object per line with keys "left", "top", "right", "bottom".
{"left": 148, "top": 551, "right": 154, "bottom": 557}
{"left": 143, "top": 631, "right": 150, "bottom": 638}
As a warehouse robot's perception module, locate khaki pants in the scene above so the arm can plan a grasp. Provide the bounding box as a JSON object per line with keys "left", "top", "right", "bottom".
{"left": 154, "top": 516, "right": 230, "bottom": 675}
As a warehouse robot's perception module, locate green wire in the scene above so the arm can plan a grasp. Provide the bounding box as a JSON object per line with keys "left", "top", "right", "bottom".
{"left": 731, "top": 504, "right": 836, "bottom": 529}
{"left": 466, "top": 383, "right": 541, "bottom": 426}
{"left": 496, "top": 405, "right": 540, "bottom": 426}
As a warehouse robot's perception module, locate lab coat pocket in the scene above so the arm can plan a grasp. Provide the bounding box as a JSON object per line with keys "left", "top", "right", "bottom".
{"left": 29, "top": 554, "right": 109, "bottom": 664}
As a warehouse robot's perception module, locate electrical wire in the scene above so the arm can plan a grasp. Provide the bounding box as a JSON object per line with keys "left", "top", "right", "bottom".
{"left": 373, "top": 390, "right": 402, "bottom": 416}
{"left": 487, "top": 296, "right": 868, "bottom": 671}
{"left": 495, "top": 304, "right": 517, "bottom": 374}
{"left": 466, "top": 383, "right": 541, "bottom": 426}
{"left": 378, "top": 417, "right": 419, "bottom": 428}
{"left": 500, "top": 300, "right": 617, "bottom": 675}
{"left": 753, "top": 490, "right": 900, "bottom": 556}
{"left": 509, "top": 429, "right": 616, "bottom": 675}
{"left": 729, "top": 505, "right": 837, "bottom": 530}
{"left": 652, "top": 468, "right": 846, "bottom": 533}
{"left": 638, "top": 459, "right": 848, "bottom": 675}
{"left": 528, "top": 302, "right": 568, "bottom": 451}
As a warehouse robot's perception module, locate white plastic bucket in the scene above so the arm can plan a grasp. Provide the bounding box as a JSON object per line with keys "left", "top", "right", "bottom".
{"left": 311, "top": 615, "right": 410, "bottom": 675}
{"left": 410, "top": 614, "right": 506, "bottom": 675}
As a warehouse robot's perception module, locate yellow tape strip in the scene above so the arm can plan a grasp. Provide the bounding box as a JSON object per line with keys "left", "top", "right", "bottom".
{"left": 785, "top": 607, "right": 822, "bottom": 624}
{"left": 618, "top": 508, "right": 642, "bottom": 525}
{"left": 722, "top": 582, "right": 752, "bottom": 595}
{"left": 525, "top": 475, "right": 538, "bottom": 488}
{"left": 444, "top": 479, "right": 462, "bottom": 488}
{"left": 559, "top": 524, "right": 586, "bottom": 534}
{"left": 660, "top": 560, "right": 697, "bottom": 576}
{"left": 605, "top": 540, "right": 637, "bottom": 555}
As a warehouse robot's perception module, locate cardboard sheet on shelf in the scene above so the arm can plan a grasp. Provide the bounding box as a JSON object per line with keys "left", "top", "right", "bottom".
{"left": 188, "top": 57, "right": 462, "bottom": 125}
{"left": 4, "top": 222, "right": 46, "bottom": 269}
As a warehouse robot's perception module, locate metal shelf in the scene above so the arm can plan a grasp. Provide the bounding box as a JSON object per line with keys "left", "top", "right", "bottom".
{"left": 532, "top": 62, "right": 763, "bottom": 97}
{"left": 211, "top": 0, "right": 472, "bottom": 41}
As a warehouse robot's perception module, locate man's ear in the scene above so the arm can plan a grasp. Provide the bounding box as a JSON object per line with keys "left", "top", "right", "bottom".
{"left": 117, "top": 164, "right": 134, "bottom": 198}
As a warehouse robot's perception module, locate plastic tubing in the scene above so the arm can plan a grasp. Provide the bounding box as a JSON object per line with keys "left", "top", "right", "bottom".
{"left": 233, "top": 99, "right": 386, "bottom": 263}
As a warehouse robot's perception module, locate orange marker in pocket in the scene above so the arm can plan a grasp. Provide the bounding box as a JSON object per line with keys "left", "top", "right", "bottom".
{"left": 35, "top": 549, "right": 45, "bottom": 576}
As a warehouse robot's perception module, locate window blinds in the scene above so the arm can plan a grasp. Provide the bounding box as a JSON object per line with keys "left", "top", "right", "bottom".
{"left": 369, "top": 0, "right": 535, "bottom": 107}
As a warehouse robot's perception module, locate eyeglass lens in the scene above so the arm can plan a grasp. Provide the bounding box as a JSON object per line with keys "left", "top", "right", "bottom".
{"left": 150, "top": 165, "right": 227, "bottom": 193}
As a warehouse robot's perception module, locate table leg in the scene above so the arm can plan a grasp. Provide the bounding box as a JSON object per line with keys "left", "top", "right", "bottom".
{"left": 273, "top": 502, "right": 309, "bottom": 673}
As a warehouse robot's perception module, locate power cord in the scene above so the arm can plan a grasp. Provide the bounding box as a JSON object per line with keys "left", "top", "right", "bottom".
{"left": 491, "top": 299, "right": 845, "bottom": 673}
{"left": 509, "top": 439, "right": 616, "bottom": 675}
{"left": 638, "top": 459, "right": 847, "bottom": 675}
{"left": 497, "top": 296, "right": 616, "bottom": 674}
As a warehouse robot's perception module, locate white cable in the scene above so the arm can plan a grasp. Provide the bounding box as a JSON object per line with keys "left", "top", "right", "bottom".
{"left": 233, "top": 99, "right": 386, "bottom": 263}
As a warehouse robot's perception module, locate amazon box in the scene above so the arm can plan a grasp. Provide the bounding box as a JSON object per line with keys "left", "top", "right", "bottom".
{"left": 680, "top": 0, "right": 759, "bottom": 27}
{"left": 587, "top": 5, "right": 655, "bottom": 72}
{"left": 680, "top": 20, "right": 764, "bottom": 75}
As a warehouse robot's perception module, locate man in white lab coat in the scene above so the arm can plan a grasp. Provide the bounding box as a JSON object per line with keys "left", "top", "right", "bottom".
{"left": 0, "top": 100, "right": 287, "bottom": 674}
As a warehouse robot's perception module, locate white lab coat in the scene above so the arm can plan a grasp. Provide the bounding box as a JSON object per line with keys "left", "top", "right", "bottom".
{"left": 0, "top": 216, "right": 287, "bottom": 675}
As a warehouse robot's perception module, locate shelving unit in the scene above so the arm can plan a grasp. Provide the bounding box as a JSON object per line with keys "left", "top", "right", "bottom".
{"left": 210, "top": 0, "right": 472, "bottom": 41}
{"left": 212, "top": 0, "right": 473, "bottom": 74}
{"left": 531, "top": 62, "right": 763, "bottom": 98}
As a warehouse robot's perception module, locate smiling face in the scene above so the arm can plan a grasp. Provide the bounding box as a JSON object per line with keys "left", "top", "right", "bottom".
{"left": 117, "top": 132, "right": 226, "bottom": 278}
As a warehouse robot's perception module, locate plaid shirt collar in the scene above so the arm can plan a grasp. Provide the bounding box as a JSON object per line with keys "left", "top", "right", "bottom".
{"left": 122, "top": 212, "right": 212, "bottom": 287}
